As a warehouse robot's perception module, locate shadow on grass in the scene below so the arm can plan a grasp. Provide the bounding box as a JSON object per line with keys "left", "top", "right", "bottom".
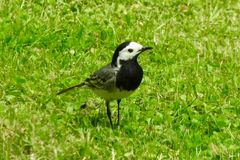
{"left": 68, "top": 102, "right": 112, "bottom": 129}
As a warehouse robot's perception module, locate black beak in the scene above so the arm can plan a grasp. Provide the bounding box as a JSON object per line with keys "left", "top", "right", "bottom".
{"left": 140, "top": 46, "right": 153, "bottom": 53}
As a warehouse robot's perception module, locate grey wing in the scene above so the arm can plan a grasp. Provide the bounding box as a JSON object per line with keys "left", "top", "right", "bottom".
{"left": 84, "top": 64, "right": 117, "bottom": 91}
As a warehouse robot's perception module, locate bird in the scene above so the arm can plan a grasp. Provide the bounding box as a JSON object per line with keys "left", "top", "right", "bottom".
{"left": 57, "top": 41, "right": 152, "bottom": 128}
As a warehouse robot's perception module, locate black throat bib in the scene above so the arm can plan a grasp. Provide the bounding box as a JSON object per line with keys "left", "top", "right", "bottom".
{"left": 116, "top": 59, "right": 143, "bottom": 91}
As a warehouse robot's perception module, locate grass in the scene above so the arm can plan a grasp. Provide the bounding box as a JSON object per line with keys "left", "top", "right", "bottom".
{"left": 0, "top": 0, "right": 240, "bottom": 159}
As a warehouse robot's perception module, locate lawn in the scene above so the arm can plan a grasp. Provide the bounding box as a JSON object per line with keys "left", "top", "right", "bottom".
{"left": 0, "top": 0, "right": 240, "bottom": 159}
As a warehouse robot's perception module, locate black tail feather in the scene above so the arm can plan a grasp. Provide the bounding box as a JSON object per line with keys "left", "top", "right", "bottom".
{"left": 57, "top": 83, "right": 84, "bottom": 95}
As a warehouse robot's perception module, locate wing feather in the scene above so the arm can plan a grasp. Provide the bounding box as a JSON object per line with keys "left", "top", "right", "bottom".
{"left": 84, "top": 64, "right": 117, "bottom": 91}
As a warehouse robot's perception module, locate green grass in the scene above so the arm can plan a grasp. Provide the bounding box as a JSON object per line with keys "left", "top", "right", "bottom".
{"left": 1, "top": 0, "right": 240, "bottom": 159}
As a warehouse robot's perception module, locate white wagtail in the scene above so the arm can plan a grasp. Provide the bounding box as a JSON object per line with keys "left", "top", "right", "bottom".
{"left": 57, "top": 41, "right": 152, "bottom": 128}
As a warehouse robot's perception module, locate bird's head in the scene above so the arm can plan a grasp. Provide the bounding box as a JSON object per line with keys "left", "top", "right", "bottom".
{"left": 111, "top": 41, "right": 152, "bottom": 67}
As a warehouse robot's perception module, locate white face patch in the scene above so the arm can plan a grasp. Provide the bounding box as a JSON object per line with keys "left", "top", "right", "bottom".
{"left": 117, "top": 42, "right": 143, "bottom": 67}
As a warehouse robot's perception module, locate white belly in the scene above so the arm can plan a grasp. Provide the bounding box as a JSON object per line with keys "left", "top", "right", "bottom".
{"left": 92, "top": 89, "right": 133, "bottom": 101}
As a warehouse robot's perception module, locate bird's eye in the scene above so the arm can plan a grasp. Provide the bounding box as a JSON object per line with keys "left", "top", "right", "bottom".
{"left": 128, "top": 49, "right": 133, "bottom": 53}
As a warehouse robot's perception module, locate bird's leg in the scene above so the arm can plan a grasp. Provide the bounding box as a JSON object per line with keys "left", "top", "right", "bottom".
{"left": 117, "top": 99, "right": 121, "bottom": 126}
{"left": 106, "top": 101, "right": 113, "bottom": 129}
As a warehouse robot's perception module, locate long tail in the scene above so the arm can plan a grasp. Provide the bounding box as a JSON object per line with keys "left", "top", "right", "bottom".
{"left": 57, "top": 83, "right": 85, "bottom": 95}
